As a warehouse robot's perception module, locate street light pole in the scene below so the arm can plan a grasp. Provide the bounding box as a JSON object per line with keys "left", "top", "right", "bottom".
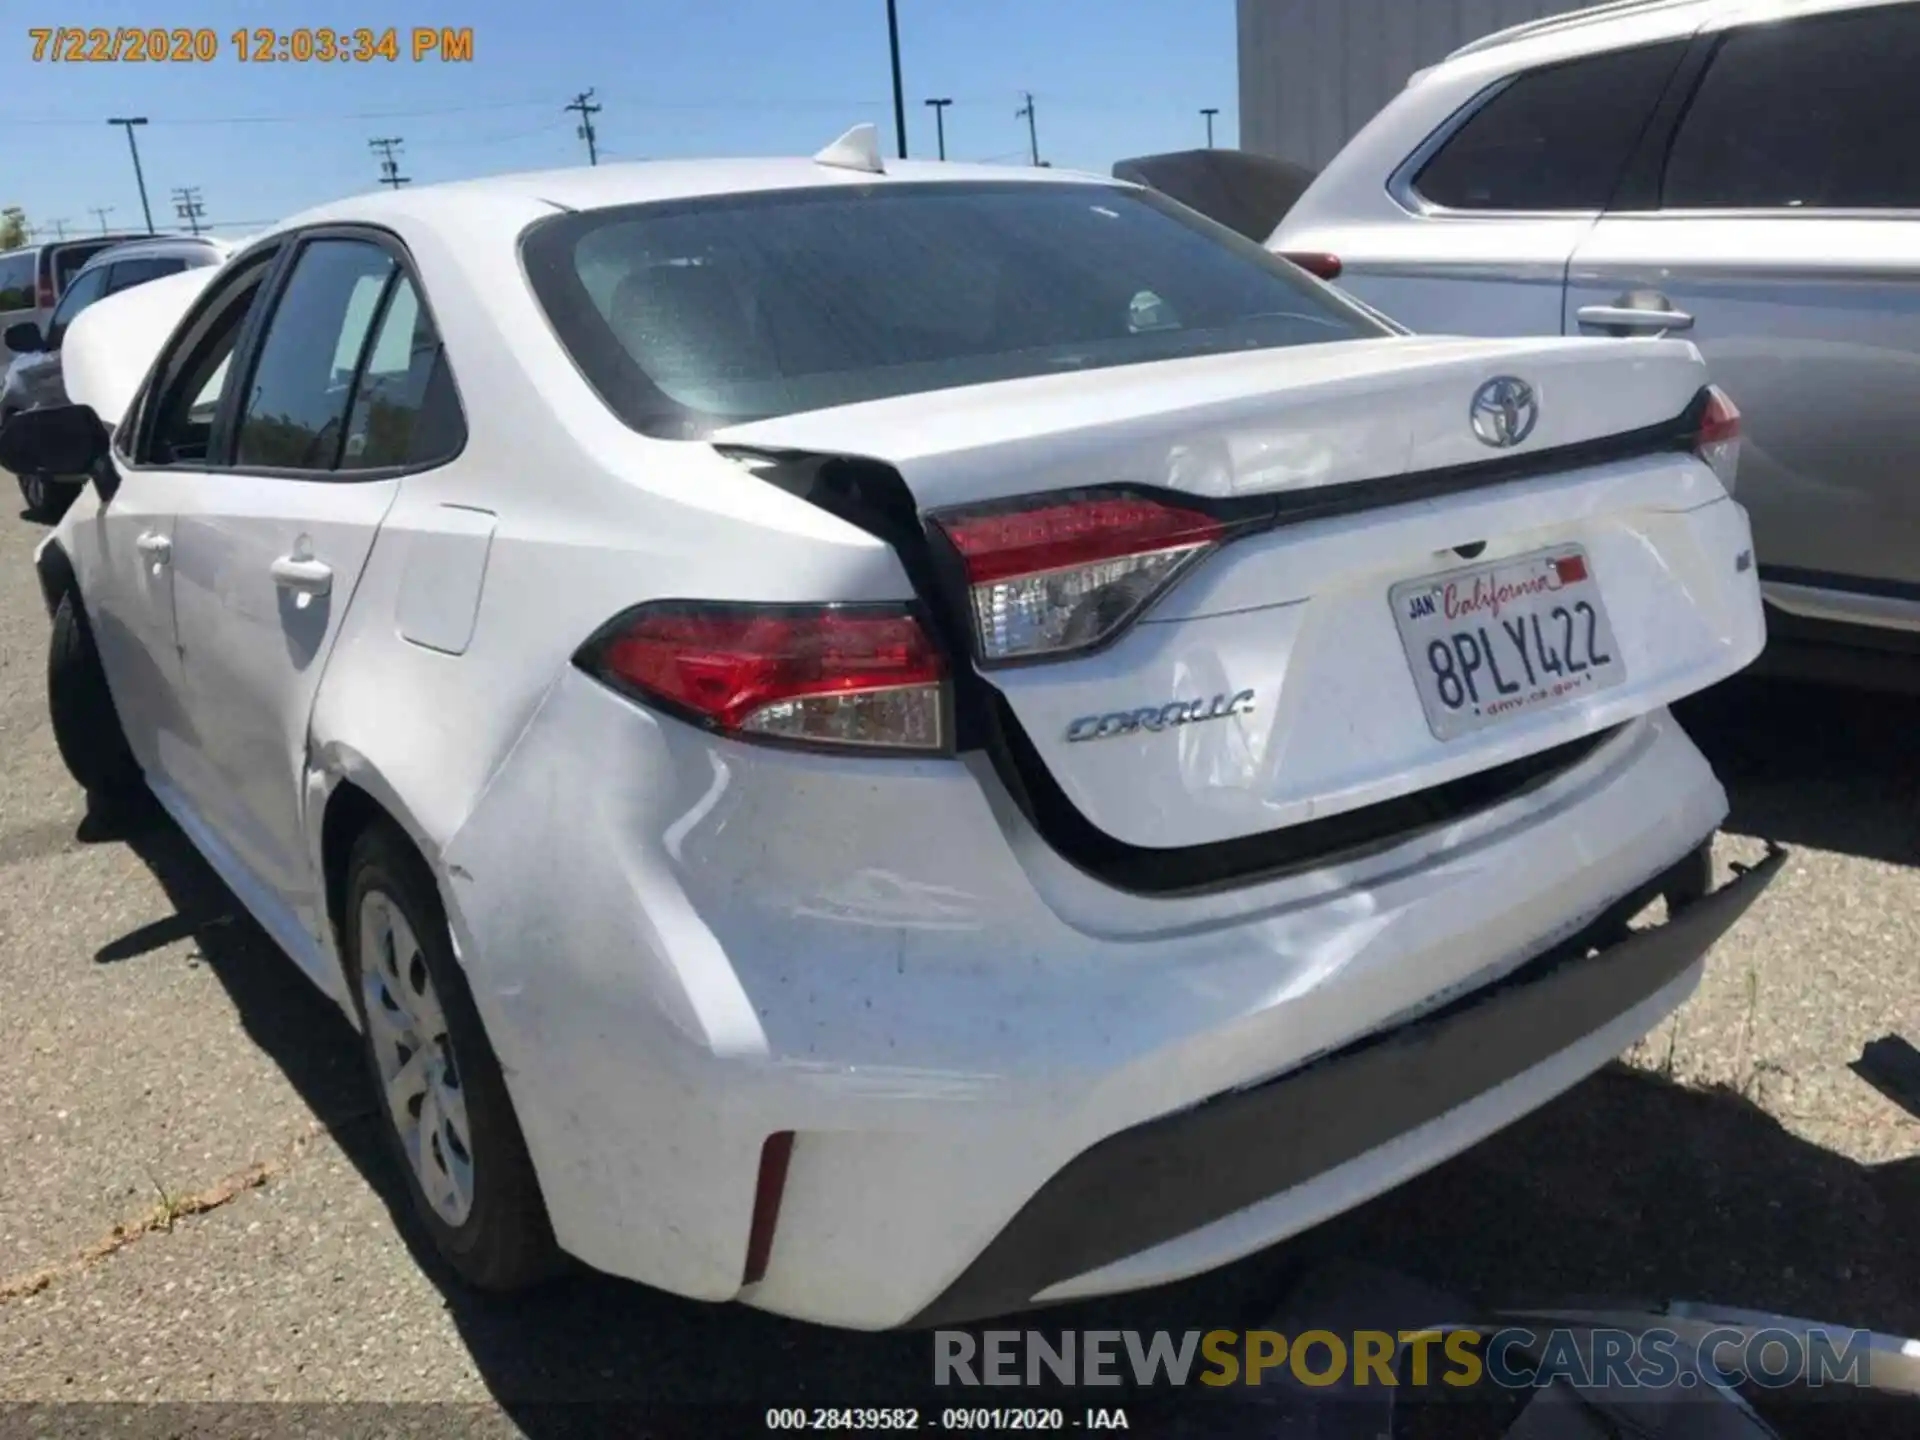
{"left": 886, "top": 0, "right": 908, "bottom": 159}
{"left": 924, "top": 97, "right": 952, "bottom": 160}
{"left": 1201, "top": 107, "right": 1220, "bottom": 148}
{"left": 107, "top": 117, "right": 155, "bottom": 233}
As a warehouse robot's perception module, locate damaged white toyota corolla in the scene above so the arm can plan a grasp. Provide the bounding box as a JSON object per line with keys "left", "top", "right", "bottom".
{"left": 7, "top": 127, "right": 1779, "bottom": 1329}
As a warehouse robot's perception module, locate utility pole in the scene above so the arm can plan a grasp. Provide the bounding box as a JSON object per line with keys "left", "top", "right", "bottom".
{"left": 1016, "top": 91, "right": 1040, "bottom": 166}
{"left": 1201, "top": 107, "right": 1220, "bottom": 148}
{"left": 885, "top": 0, "right": 908, "bottom": 159}
{"left": 107, "top": 117, "right": 155, "bottom": 233}
{"left": 88, "top": 205, "right": 115, "bottom": 234}
{"left": 565, "top": 89, "right": 601, "bottom": 166}
{"left": 171, "top": 186, "right": 206, "bottom": 235}
{"left": 48, "top": 218, "right": 69, "bottom": 240}
{"left": 369, "top": 136, "right": 411, "bottom": 189}
{"left": 924, "top": 97, "right": 952, "bottom": 161}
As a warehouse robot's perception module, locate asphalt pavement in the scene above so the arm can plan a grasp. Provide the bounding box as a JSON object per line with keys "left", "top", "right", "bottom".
{"left": 0, "top": 486, "right": 1915, "bottom": 1429}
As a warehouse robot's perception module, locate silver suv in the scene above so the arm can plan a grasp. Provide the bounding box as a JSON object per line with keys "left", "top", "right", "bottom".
{"left": 2, "top": 234, "right": 229, "bottom": 517}
{"left": 1271, "top": 0, "right": 1920, "bottom": 689}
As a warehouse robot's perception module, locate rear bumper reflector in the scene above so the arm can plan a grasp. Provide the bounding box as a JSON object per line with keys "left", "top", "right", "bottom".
{"left": 742, "top": 1131, "right": 796, "bottom": 1288}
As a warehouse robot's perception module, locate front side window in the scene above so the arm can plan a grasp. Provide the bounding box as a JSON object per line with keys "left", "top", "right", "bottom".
{"left": 140, "top": 253, "right": 277, "bottom": 466}
{"left": 524, "top": 180, "right": 1385, "bottom": 438}
{"left": 1663, "top": 6, "right": 1920, "bottom": 210}
{"left": 44, "top": 265, "right": 112, "bottom": 347}
{"left": 233, "top": 239, "right": 394, "bottom": 471}
{"left": 1412, "top": 42, "right": 1687, "bottom": 211}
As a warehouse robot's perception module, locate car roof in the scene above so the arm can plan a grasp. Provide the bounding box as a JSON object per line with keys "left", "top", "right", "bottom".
{"left": 73, "top": 234, "right": 229, "bottom": 269}
{"left": 267, "top": 153, "right": 1122, "bottom": 237}
{"left": 1443, "top": 0, "right": 1907, "bottom": 65}
{"left": 0, "top": 233, "right": 154, "bottom": 261}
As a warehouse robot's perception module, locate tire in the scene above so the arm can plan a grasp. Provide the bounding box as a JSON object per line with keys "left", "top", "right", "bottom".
{"left": 342, "top": 821, "right": 561, "bottom": 1291}
{"left": 47, "top": 592, "right": 142, "bottom": 800}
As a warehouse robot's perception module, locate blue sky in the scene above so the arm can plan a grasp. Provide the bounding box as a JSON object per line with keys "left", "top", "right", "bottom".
{"left": 3, "top": 1, "right": 1238, "bottom": 237}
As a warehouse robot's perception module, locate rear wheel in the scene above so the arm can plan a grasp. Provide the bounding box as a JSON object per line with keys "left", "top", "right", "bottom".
{"left": 342, "top": 821, "right": 561, "bottom": 1290}
{"left": 47, "top": 591, "right": 142, "bottom": 801}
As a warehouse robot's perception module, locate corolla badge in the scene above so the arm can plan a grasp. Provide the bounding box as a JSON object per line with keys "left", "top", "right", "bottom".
{"left": 1469, "top": 376, "right": 1539, "bottom": 449}
{"left": 1066, "top": 690, "right": 1255, "bottom": 743}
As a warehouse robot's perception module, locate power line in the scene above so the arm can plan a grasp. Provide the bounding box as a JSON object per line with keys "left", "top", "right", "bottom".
{"left": 369, "top": 136, "right": 411, "bottom": 189}
{"left": 1015, "top": 91, "right": 1040, "bottom": 167}
{"left": 564, "top": 89, "right": 601, "bottom": 166}
{"left": 88, "top": 205, "right": 115, "bottom": 234}
{"left": 172, "top": 186, "right": 206, "bottom": 235}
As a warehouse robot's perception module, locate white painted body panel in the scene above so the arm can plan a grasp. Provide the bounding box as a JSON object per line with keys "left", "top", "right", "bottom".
{"left": 59, "top": 267, "right": 218, "bottom": 428}
{"left": 40, "top": 153, "right": 1767, "bottom": 1328}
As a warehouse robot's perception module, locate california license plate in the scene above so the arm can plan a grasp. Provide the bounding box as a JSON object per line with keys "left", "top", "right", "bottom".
{"left": 1391, "top": 545, "right": 1625, "bottom": 741}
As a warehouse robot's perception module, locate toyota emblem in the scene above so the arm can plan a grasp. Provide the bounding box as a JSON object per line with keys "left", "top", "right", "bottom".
{"left": 1469, "top": 376, "right": 1539, "bottom": 449}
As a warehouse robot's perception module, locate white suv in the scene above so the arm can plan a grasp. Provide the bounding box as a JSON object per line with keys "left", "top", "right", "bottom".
{"left": 1272, "top": 0, "right": 1920, "bottom": 688}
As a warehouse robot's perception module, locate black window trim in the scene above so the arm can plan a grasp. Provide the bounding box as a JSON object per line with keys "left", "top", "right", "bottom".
{"left": 519, "top": 177, "right": 1392, "bottom": 442}
{"left": 123, "top": 221, "right": 468, "bottom": 484}
{"left": 121, "top": 241, "right": 289, "bottom": 471}
{"left": 1390, "top": 37, "right": 1694, "bottom": 219}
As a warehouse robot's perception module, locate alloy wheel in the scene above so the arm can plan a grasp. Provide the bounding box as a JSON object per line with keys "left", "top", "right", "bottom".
{"left": 358, "top": 890, "right": 476, "bottom": 1226}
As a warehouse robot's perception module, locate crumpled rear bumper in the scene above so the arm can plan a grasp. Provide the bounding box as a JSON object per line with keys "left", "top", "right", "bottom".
{"left": 912, "top": 843, "right": 1785, "bottom": 1327}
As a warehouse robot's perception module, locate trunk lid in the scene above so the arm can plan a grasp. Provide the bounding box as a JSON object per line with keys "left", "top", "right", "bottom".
{"left": 713, "top": 335, "right": 1757, "bottom": 854}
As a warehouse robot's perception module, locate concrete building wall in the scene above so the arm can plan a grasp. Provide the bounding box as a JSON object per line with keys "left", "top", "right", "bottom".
{"left": 1236, "top": 0, "right": 1595, "bottom": 170}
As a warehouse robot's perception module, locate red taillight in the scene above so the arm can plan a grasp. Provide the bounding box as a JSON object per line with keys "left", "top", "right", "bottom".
{"left": 935, "top": 492, "right": 1226, "bottom": 664}
{"left": 1279, "top": 251, "right": 1342, "bottom": 281}
{"left": 580, "top": 602, "right": 947, "bottom": 753}
{"left": 1694, "top": 385, "right": 1741, "bottom": 493}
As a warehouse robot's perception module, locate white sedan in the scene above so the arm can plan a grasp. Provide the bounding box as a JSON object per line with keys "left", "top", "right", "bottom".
{"left": 3, "top": 126, "right": 1778, "bottom": 1329}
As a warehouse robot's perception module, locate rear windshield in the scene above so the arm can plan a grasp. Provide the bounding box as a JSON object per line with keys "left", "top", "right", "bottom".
{"left": 52, "top": 241, "right": 119, "bottom": 293}
{"left": 522, "top": 180, "right": 1385, "bottom": 439}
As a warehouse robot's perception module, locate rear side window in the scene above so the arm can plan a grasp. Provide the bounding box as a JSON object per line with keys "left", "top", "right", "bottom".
{"left": 337, "top": 275, "right": 463, "bottom": 470}
{"left": 106, "top": 256, "right": 189, "bottom": 293}
{"left": 1413, "top": 42, "right": 1686, "bottom": 211}
{"left": 0, "top": 252, "right": 33, "bottom": 309}
{"left": 525, "top": 180, "right": 1385, "bottom": 438}
{"left": 233, "top": 239, "right": 394, "bottom": 470}
{"left": 1663, "top": 6, "right": 1920, "bottom": 210}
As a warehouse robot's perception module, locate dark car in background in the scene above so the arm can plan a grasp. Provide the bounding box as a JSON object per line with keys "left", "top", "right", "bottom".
{"left": 1, "top": 234, "right": 231, "bottom": 517}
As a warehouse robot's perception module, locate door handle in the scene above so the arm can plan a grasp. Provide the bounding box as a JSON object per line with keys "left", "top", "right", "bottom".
{"left": 135, "top": 531, "right": 171, "bottom": 564}
{"left": 269, "top": 554, "right": 334, "bottom": 598}
{"left": 1575, "top": 304, "right": 1695, "bottom": 334}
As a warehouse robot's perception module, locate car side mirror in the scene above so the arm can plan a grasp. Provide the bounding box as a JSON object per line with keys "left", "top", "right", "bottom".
{"left": 3, "top": 321, "right": 43, "bottom": 354}
{"left": 0, "top": 403, "right": 117, "bottom": 501}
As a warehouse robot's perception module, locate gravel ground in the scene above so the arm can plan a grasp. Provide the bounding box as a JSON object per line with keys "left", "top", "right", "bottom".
{"left": 0, "top": 486, "right": 1914, "bottom": 1427}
